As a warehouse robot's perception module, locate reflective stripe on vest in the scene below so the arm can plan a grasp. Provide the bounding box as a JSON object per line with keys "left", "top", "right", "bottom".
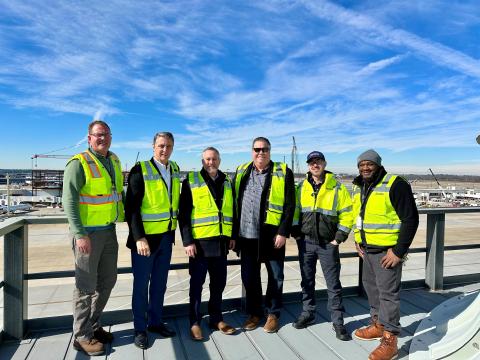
{"left": 352, "top": 174, "right": 401, "bottom": 246}
{"left": 140, "top": 160, "right": 180, "bottom": 235}
{"left": 70, "top": 150, "right": 125, "bottom": 227}
{"left": 235, "top": 161, "right": 286, "bottom": 226}
{"left": 189, "top": 171, "right": 233, "bottom": 239}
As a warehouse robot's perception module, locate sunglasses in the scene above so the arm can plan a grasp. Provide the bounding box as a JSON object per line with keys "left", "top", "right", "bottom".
{"left": 253, "top": 147, "right": 270, "bottom": 153}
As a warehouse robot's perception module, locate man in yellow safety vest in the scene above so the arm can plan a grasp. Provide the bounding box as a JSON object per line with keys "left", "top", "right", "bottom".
{"left": 234, "top": 137, "right": 295, "bottom": 333}
{"left": 352, "top": 149, "right": 419, "bottom": 360}
{"left": 178, "top": 147, "right": 236, "bottom": 341}
{"left": 125, "top": 132, "right": 180, "bottom": 349}
{"left": 63, "top": 120, "right": 124, "bottom": 356}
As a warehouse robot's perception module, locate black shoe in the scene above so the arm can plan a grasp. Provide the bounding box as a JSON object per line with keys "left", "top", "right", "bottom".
{"left": 333, "top": 324, "right": 351, "bottom": 341}
{"left": 93, "top": 327, "right": 114, "bottom": 343}
{"left": 292, "top": 313, "right": 316, "bottom": 329}
{"left": 134, "top": 331, "right": 148, "bottom": 349}
{"left": 147, "top": 323, "right": 176, "bottom": 338}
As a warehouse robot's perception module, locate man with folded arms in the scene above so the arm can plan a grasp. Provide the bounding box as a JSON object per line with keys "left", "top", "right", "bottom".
{"left": 179, "top": 147, "right": 236, "bottom": 340}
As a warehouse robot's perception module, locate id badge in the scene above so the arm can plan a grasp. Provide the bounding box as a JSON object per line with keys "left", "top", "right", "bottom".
{"left": 356, "top": 216, "right": 363, "bottom": 229}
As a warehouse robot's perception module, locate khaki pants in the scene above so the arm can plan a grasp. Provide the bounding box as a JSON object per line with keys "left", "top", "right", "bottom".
{"left": 73, "top": 227, "right": 118, "bottom": 340}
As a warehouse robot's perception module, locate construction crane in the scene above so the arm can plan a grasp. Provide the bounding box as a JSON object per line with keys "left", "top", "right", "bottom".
{"left": 31, "top": 154, "right": 73, "bottom": 168}
{"left": 291, "top": 136, "right": 301, "bottom": 175}
{"left": 428, "top": 168, "right": 447, "bottom": 200}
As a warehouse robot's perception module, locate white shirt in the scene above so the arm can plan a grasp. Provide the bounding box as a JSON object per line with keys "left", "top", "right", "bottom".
{"left": 153, "top": 158, "right": 171, "bottom": 196}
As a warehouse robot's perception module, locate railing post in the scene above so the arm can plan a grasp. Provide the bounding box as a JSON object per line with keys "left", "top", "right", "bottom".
{"left": 4, "top": 223, "right": 28, "bottom": 339}
{"left": 425, "top": 213, "right": 445, "bottom": 291}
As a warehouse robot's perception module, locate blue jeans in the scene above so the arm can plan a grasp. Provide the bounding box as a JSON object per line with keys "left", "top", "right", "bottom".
{"left": 131, "top": 232, "right": 173, "bottom": 331}
{"left": 189, "top": 255, "right": 227, "bottom": 325}
{"left": 241, "top": 247, "right": 284, "bottom": 318}
{"left": 297, "top": 239, "right": 345, "bottom": 325}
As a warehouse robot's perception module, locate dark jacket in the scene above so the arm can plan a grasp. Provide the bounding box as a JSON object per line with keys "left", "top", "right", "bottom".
{"left": 125, "top": 158, "right": 177, "bottom": 253}
{"left": 292, "top": 171, "right": 351, "bottom": 244}
{"left": 353, "top": 167, "right": 419, "bottom": 258}
{"left": 178, "top": 168, "right": 232, "bottom": 258}
{"left": 233, "top": 161, "right": 295, "bottom": 260}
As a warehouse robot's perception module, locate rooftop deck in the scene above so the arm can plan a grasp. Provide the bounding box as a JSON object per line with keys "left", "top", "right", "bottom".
{"left": 1, "top": 283, "right": 479, "bottom": 359}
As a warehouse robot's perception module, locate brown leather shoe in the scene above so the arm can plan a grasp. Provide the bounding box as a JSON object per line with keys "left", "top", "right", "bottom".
{"left": 211, "top": 321, "right": 236, "bottom": 335}
{"left": 73, "top": 338, "right": 105, "bottom": 356}
{"left": 242, "top": 315, "right": 261, "bottom": 331}
{"left": 190, "top": 324, "right": 203, "bottom": 341}
{"left": 263, "top": 314, "right": 279, "bottom": 333}
{"left": 354, "top": 320, "right": 384, "bottom": 340}
{"left": 368, "top": 331, "right": 398, "bottom": 360}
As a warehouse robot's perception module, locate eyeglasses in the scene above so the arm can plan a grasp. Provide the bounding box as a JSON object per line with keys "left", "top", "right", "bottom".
{"left": 90, "top": 132, "right": 111, "bottom": 138}
{"left": 253, "top": 147, "right": 270, "bottom": 153}
{"left": 308, "top": 159, "right": 324, "bottom": 166}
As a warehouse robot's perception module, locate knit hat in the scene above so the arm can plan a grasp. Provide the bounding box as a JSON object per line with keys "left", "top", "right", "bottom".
{"left": 357, "top": 149, "right": 382, "bottom": 166}
{"left": 306, "top": 151, "right": 325, "bottom": 163}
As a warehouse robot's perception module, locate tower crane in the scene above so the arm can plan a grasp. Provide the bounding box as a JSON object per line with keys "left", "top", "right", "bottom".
{"left": 428, "top": 168, "right": 447, "bottom": 200}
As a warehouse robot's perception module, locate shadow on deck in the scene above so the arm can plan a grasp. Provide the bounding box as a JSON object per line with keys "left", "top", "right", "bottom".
{"left": 2, "top": 283, "right": 479, "bottom": 360}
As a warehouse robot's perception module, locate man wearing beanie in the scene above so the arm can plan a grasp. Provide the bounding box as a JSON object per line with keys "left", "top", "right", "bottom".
{"left": 291, "top": 151, "right": 353, "bottom": 341}
{"left": 352, "top": 149, "right": 418, "bottom": 360}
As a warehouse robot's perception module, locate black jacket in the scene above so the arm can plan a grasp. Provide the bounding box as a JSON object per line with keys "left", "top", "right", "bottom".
{"left": 353, "top": 167, "right": 419, "bottom": 258}
{"left": 233, "top": 161, "right": 295, "bottom": 260}
{"left": 125, "top": 158, "right": 177, "bottom": 252}
{"left": 178, "top": 168, "right": 232, "bottom": 258}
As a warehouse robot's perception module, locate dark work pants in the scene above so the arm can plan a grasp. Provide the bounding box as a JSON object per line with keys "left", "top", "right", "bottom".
{"left": 240, "top": 241, "right": 284, "bottom": 318}
{"left": 362, "top": 250, "right": 402, "bottom": 335}
{"left": 297, "top": 239, "right": 345, "bottom": 325}
{"left": 189, "top": 255, "right": 227, "bottom": 326}
{"left": 131, "top": 232, "right": 173, "bottom": 331}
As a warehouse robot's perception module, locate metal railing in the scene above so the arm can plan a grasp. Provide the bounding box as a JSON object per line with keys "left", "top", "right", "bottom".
{"left": 1, "top": 208, "right": 480, "bottom": 341}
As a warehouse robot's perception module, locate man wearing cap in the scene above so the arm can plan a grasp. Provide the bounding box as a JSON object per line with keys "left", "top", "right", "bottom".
{"left": 234, "top": 137, "right": 295, "bottom": 333}
{"left": 352, "top": 149, "right": 418, "bottom": 360}
{"left": 291, "top": 151, "right": 353, "bottom": 341}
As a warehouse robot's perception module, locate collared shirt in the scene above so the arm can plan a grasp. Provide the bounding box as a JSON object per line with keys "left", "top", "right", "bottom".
{"left": 239, "top": 165, "right": 269, "bottom": 239}
{"left": 153, "top": 158, "right": 171, "bottom": 196}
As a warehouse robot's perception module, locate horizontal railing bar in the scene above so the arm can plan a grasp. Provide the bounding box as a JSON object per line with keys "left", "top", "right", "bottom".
{"left": 24, "top": 244, "right": 480, "bottom": 281}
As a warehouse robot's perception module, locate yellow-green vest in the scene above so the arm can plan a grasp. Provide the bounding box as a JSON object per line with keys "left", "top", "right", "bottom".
{"left": 293, "top": 173, "right": 353, "bottom": 233}
{"left": 235, "top": 161, "right": 286, "bottom": 226}
{"left": 352, "top": 174, "right": 401, "bottom": 246}
{"left": 140, "top": 160, "right": 180, "bottom": 235}
{"left": 189, "top": 171, "right": 233, "bottom": 239}
{"left": 71, "top": 150, "right": 124, "bottom": 227}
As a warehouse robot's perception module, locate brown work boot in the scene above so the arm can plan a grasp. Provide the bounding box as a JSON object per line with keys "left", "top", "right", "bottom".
{"left": 210, "top": 321, "right": 236, "bottom": 335}
{"left": 263, "top": 314, "right": 279, "bottom": 333}
{"left": 354, "top": 320, "right": 384, "bottom": 340}
{"left": 190, "top": 324, "right": 203, "bottom": 341}
{"left": 73, "top": 338, "right": 105, "bottom": 356}
{"left": 368, "top": 331, "right": 398, "bottom": 360}
{"left": 242, "top": 315, "right": 261, "bottom": 331}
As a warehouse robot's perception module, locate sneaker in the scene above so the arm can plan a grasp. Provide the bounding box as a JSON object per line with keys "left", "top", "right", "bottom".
{"left": 333, "top": 324, "right": 351, "bottom": 341}
{"left": 210, "top": 321, "right": 236, "bottom": 335}
{"left": 147, "top": 323, "right": 176, "bottom": 337}
{"left": 354, "top": 320, "right": 384, "bottom": 341}
{"left": 190, "top": 324, "right": 203, "bottom": 341}
{"left": 263, "top": 314, "right": 279, "bottom": 333}
{"left": 242, "top": 315, "right": 261, "bottom": 331}
{"left": 292, "top": 313, "right": 316, "bottom": 329}
{"left": 93, "top": 327, "right": 114, "bottom": 343}
{"left": 134, "top": 331, "right": 148, "bottom": 349}
{"left": 368, "top": 331, "right": 398, "bottom": 360}
{"left": 73, "top": 338, "right": 105, "bottom": 356}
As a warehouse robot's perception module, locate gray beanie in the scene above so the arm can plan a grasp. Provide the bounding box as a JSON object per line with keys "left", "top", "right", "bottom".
{"left": 357, "top": 149, "right": 382, "bottom": 166}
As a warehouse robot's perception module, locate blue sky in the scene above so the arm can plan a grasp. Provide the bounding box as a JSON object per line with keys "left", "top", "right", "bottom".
{"left": 1, "top": 0, "right": 479, "bottom": 175}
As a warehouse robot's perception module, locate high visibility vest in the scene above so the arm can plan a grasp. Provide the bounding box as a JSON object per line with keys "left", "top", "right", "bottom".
{"left": 292, "top": 173, "right": 352, "bottom": 233}
{"left": 235, "top": 161, "right": 286, "bottom": 226}
{"left": 352, "top": 174, "right": 401, "bottom": 246}
{"left": 71, "top": 150, "right": 124, "bottom": 227}
{"left": 139, "top": 160, "right": 180, "bottom": 235}
{"left": 188, "top": 171, "right": 233, "bottom": 239}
